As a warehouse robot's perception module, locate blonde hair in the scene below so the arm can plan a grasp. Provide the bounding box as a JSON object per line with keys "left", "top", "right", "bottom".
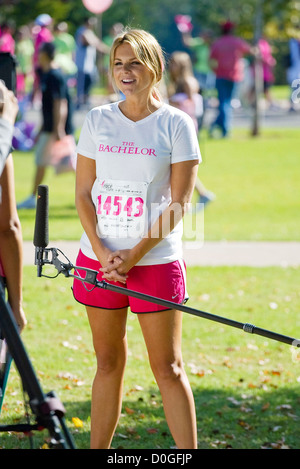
{"left": 169, "top": 51, "right": 194, "bottom": 79}
{"left": 168, "top": 51, "right": 198, "bottom": 97}
{"left": 109, "top": 28, "right": 165, "bottom": 101}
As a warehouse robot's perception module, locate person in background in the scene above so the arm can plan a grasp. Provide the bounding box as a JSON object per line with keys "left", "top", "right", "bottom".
{"left": 168, "top": 51, "right": 203, "bottom": 130}
{"left": 209, "top": 21, "right": 252, "bottom": 138}
{"left": 73, "top": 28, "right": 200, "bottom": 449}
{"left": 102, "top": 23, "right": 124, "bottom": 98}
{"left": 168, "top": 51, "right": 215, "bottom": 209}
{"left": 15, "top": 25, "right": 34, "bottom": 99}
{"left": 31, "top": 14, "right": 53, "bottom": 106}
{"left": 0, "top": 81, "right": 27, "bottom": 331}
{"left": 53, "top": 22, "right": 77, "bottom": 83}
{"left": 181, "top": 29, "right": 215, "bottom": 96}
{"left": 0, "top": 20, "right": 15, "bottom": 54}
{"left": 248, "top": 36, "right": 276, "bottom": 108}
{"left": 33, "top": 14, "right": 53, "bottom": 69}
{"left": 75, "top": 17, "right": 110, "bottom": 109}
{"left": 17, "top": 42, "right": 74, "bottom": 209}
{"left": 286, "top": 29, "right": 300, "bottom": 111}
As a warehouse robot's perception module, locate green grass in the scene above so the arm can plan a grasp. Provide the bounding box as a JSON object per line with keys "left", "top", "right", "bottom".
{"left": 4, "top": 115, "right": 300, "bottom": 449}
{"left": 1, "top": 265, "right": 299, "bottom": 449}
{"left": 14, "top": 127, "right": 300, "bottom": 242}
{"left": 192, "top": 127, "right": 300, "bottom": 241}
{"left": 271, "top": 85, "right": 291, "bottom": 101}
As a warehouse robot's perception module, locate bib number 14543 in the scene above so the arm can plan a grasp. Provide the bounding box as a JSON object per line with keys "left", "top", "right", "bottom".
{"left": 97, "top": 194, "right": 144, "bottom": 218}
{"left": 94, "top": 179, "right": 148, "bottom": 238}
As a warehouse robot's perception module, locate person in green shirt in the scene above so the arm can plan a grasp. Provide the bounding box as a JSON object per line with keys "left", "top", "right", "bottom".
{"left": 181, "top": 29, "right": 215, "bottom": 93}
{"left": 15, "top": 25, "right": 34, "bottom": 97}
{"left": 53, "top": 22, "right": 77, "bottom": 78}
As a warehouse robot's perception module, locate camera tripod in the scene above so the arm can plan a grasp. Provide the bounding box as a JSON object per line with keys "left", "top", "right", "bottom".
{"left": 0, "top": 279, "right": 76, "bottom": 449}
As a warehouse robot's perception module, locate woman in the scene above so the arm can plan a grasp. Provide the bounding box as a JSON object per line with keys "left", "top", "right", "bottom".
{"left": 168, "top": 50, "right": 203, "bottom": 131}
{"left": 73, "top": 29, "right": 200, "bottom": 449}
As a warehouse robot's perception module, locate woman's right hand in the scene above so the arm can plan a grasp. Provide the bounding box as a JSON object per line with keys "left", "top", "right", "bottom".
{"left": 97, "top": 246, "right": 128, "bottom": 284}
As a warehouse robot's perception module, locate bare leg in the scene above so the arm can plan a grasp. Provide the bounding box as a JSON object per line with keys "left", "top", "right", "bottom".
{"left": 86, "top": 306, "right": 128, "bottom": 449}
{"left": 138, "top": 309, "right": 197, "bottom": 449}
{"left": 32, "top": 166, "right": 46, "bottom": 196}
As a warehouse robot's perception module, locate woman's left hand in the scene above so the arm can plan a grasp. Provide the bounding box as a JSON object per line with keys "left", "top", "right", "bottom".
{"left": 100, "top": 249, "right": 137, "bottom": 280}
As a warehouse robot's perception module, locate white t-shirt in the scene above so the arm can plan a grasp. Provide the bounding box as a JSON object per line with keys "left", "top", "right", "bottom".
{"left": 77, "top": 101, "right": 201, "bottom": 265}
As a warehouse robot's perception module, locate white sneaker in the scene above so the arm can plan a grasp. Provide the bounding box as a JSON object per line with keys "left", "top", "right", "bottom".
{"left": 17, "top": 195, "right": 36, "bottom": 209}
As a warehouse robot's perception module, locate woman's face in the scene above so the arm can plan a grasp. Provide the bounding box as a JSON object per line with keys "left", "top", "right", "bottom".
{"left": 113, "top": 42, "right": 154, "bottom": 99}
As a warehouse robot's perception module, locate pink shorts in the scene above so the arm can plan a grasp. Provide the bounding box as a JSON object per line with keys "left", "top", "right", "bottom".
{"left": 72, "top": 250, "right": 188, "bottom": 313}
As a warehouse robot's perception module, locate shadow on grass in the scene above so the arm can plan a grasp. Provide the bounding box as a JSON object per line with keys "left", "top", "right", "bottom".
{"left": 63, "top": 385, "right": 300, "bottom": 450}
{"left": 0, "top": 385, "right": 298, "bottom": 450}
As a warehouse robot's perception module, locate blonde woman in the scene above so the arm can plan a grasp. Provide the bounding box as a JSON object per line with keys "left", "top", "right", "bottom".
{"left": 73, "top": 29, "right": 200, "bottom": 449}
{"left": 168, "top": 51, "right": 203, "bottom": 130}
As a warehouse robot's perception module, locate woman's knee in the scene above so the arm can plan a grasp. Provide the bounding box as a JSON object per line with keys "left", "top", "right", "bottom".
{"left": 94, "top": 345, "right": 127, "bottom": 376}
{"left": 151, "top": 358, "right": 184, "bottom": 384}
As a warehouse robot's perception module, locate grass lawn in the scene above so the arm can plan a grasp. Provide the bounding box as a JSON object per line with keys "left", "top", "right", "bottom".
{"left": 2, "top": 110, "right": 299, "bottom": 450}
{"left": 14, "top": 127, "right": 300, "bottom": 242}
{"left": 0, "top": 265, "right": 299, "bottom": 449}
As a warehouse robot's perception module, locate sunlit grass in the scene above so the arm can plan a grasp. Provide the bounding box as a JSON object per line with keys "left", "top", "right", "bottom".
{"left": 0, "top": 265, "right": 299, "bottom": 449}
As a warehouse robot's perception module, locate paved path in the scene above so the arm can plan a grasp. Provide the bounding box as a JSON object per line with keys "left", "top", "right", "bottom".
{"left": 25, "top": 94, "right": 300, "bottom": 132}
{"left": 23, "top": 240, "right": 300, "bottom": 268}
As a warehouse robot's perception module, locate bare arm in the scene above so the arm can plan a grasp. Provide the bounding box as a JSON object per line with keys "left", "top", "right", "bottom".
{"left": 0, "top": 155, "right": 26, "bottom": 331}
{"left": 0, "top": 82, "right": 19, "bottom": 176}
{"left": 81, "top": 29, "right": 110, "bottom": 54}
{"left": 53, "top": 97, "right": 68, "bottom": 140}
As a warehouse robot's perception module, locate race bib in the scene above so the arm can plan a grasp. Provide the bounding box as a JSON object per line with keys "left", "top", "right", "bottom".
{"left": 93, "top": 179, "right": 148, "bottom": 238}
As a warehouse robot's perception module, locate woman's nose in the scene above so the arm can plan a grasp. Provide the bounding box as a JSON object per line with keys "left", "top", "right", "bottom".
{"left": 123, "top": 63, "right": 131, "bottom": 72}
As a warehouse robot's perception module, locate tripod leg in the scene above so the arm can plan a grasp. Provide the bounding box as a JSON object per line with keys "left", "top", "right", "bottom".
{"left": 0, "top": 276, "right": 12, "bottom": 414}
{"left": 0, "top": 293, "right": 76, "bottom": 448}
{"left": 0, "top": 345, "right": 12, "bottom": 413}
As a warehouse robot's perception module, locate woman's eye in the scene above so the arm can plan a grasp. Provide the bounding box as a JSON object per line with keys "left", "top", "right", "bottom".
{"left": 113, "top": 61, "right": 141, "bottom": 67}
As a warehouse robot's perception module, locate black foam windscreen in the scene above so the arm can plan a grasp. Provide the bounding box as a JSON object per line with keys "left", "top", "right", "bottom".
{"left": 33, "top": 185, "right": 49, "bottom": 248}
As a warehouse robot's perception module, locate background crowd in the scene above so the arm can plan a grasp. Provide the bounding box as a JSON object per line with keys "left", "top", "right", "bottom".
{"left": 0, "top": 12, "right": 299, "bottom": 209}
{"left": 0, "top": 13, "right": 299, "bottom": 120}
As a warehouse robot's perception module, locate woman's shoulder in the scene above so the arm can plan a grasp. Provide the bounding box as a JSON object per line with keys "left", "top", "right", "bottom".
{"left": 88, "top": 100, "right": 118, "bottom": 115}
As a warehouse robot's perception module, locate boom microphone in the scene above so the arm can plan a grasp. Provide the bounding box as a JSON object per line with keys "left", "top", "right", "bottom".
{"left": 33, "top": 185, "right": 49, "bottom": 277}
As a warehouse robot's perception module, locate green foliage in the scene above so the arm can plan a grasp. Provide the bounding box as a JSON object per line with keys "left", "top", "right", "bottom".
{"left": 1, "top": 0, "right": 299, "bottom": 83}
{"left": 2, "top": 0, "right": 300, "bottom": 41}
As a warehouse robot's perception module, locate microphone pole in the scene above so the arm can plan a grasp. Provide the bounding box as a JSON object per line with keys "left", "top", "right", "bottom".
{"left": 33, "top": 185, "right": 49, "bottom": 277}
{"left": 33, "top": 185, "right": 300, "bottom": 349}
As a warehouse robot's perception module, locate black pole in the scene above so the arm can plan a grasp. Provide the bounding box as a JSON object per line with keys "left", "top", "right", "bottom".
{"left": 38, "top": 247, "right": 300, "bottom": 349}
{"left": 0, "top": 294, "right": 45, "bottom": 400}
{"left": 95, "top": 279, "right": 300, "bottom": 348}
{"left": 0, "top": 293, "right": 76, "bottom": 448}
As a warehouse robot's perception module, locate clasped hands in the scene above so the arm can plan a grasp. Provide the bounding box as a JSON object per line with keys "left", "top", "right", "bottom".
{"left": 100, "top": 249, "right": 136, "bottom": 284}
